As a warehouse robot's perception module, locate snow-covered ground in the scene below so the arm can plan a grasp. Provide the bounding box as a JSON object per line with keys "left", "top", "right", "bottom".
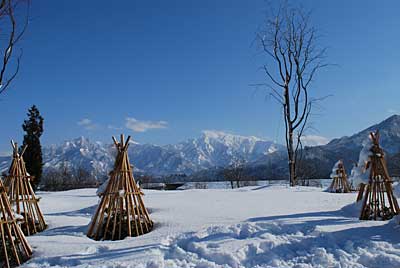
{"left": 23, "top": 185, "right": 400, "bottom": 268}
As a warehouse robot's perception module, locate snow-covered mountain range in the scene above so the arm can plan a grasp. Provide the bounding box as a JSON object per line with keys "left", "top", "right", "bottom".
{"left": 2, "top": 115, "right": 400, "bottom": 180}
{"left": 0, "top": 130, "right": 284, "bottom": 177}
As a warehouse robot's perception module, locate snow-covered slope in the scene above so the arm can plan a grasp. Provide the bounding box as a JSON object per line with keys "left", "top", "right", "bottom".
{"left": 324, "top": 114, "right": 400, "bottom": 154}
{"left": 24, "top": 186, "right": 400, "bottom": 268}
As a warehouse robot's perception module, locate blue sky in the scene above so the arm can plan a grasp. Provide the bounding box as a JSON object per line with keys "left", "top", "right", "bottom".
{"left": 1, "top": 0, "right": 400, "bottom": 153}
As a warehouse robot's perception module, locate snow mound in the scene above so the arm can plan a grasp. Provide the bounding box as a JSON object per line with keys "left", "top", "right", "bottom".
{"left": 96, "top": 179, "right": 109, "bottom": 196}
{"left": 329, "top": 160, "right": 341, "bottom": 179}
{"left": 159, "top": 218, "right": 400, "bottom": 268}
{"left": 349, "top": 137, "right": 373, "bottom": 186}
{"left": 393, "top": 182, "right": 400, "bottom": 199}
{"left": 340, "top": 201, "right": 363, "bottom": 218}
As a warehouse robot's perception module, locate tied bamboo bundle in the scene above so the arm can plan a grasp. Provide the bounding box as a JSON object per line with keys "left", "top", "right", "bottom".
{"left": 87, "top": 134, "right": 153, "bottom": 241}
{"left": 327, "top": 160, "right": 351, "bottom": 193}
{"left": 0, "top": 179, "right": 32, "bottom": 268}
{"left": 358, "top": 131, "right": 400, "bottom": 220}
{"left": 4, "top": 140, "right": 47, "bottom": 236}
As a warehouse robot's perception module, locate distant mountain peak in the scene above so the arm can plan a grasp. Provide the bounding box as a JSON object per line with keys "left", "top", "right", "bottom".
{"left": 201, "top": 130, "right": 265, "bottom": 142}
{"left": 301, "top": 135, "right": 330, "bottom": 147}
{"left": 128, "top": 139, "right": 140, "bottom": 145}
{"left": 364, "top": 114, "right": 400, "bottom": 131}
{"left": 66, "top": 136, "right": 91, "bottom": 146}
{"left": 382, "top": 114, "right": 400, "bottom": 122}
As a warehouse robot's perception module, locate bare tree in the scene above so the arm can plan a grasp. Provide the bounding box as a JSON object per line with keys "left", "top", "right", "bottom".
{"left": 256, "top": 5, "right": 327, "bottom": 186}
{"left": 223, "top": 158, "right": 245, "bottom": 189}
{"left": 41, "top": 165, "right": 99, "bottom": 191}
{"left": 0, "top": 0, "right": 30, "bottom": 94}
{"left": 296, "top": 157, "right": 318, "bottom": 186}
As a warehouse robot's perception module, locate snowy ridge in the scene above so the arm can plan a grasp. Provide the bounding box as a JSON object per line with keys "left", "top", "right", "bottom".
{"left": 167, "top": 130, "right": 282, "bottom": 171}
{"left": 129, "top": 130, "right": 283, "bottom": 175}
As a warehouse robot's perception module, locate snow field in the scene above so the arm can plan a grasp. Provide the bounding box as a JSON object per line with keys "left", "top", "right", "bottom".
{"left": 22, "top": 186, "right": 400, "bottom": 268}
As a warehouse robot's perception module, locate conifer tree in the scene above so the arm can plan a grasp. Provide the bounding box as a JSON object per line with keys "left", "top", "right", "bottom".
{"left": 22, "top": 105, "right": 44, "bottom": 191}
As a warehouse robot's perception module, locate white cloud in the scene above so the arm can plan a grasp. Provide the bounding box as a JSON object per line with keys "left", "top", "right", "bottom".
{"left": 77, "top": 118, "right": 97, "bottom": 130}
{"left": 387, "top": 108, "right": 398, "bottom": 115}
{"left": 0, "top": 150, "right": 12, "bottom": 157}
{"left": 107, "top": 125, "right": 123, "bottom": 130}
{"left": 300, "top": 135, "right": 330, "bottom": 147}
{"left": 125, "top": 117, "right": 168, "bottom": 132}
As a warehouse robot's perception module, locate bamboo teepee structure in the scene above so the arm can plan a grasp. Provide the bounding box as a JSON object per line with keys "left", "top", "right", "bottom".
{"left": 4, "top": 141, "right": 46, "bottom": 235}
{"left": 87, "top": 135, "right": 153, "bottom": 241}
{"left": 327, "top": 160, "right": 351, "bottom": 193}
{"left": 0, "top": 179, "right": 32, "bottom": 268}
{"left": 358, "top": 131, "right": 400, "bottom": 220}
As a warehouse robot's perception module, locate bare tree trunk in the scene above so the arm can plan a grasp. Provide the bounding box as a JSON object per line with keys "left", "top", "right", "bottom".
{"left": 288, "top": 151, "right": 295, "bottom": 186}
{"left": 284, "top": 87, "right": 296, "bottom": 186}
{"left": 287, "top": 141, "right": 296, "bottom": 186}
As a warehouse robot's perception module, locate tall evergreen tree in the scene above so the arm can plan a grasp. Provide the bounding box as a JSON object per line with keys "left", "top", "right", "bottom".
{"left": 22, "top": 105, "right": 44, "bottom": 191}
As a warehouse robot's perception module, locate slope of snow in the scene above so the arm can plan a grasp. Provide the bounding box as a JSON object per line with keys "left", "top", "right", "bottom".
{"left": 23, "top": 186, "right": 400, "bottom": 268}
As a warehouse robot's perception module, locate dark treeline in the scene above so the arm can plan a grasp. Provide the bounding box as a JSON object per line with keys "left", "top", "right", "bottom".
{"left": 40, "top": 166, "right": 104, "bottom": 191}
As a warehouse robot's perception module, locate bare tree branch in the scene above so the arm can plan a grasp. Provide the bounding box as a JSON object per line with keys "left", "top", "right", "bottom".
{"left": 0, "top": 0, "right": 30, "bottom": 94}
